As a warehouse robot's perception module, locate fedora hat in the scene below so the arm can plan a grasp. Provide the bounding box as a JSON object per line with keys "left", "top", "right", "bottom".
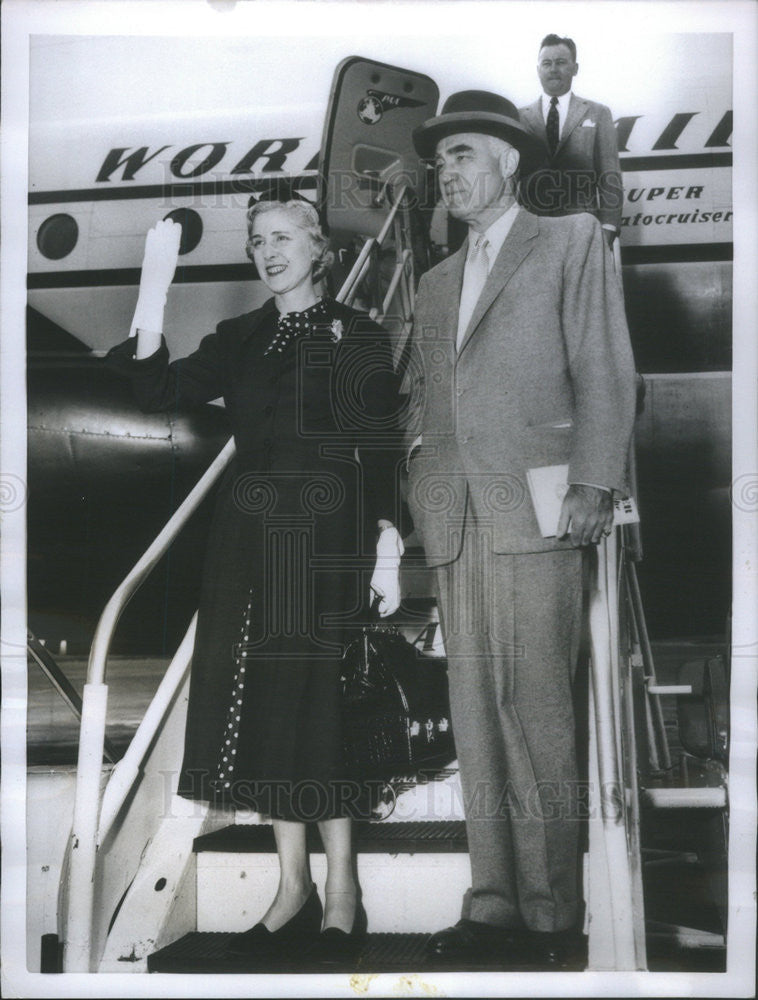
{"left": 413, "top": 90, "right": 541, "bottom": 169}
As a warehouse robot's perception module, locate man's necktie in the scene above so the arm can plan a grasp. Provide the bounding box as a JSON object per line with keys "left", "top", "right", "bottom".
{"left": 546, "top": 95, "right": 560, "bottom": 156}
{"left": 456, "top": 235, "right": 490, "bottom": 350}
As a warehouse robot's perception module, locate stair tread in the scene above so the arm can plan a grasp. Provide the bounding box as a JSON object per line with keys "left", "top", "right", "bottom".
{"left": 194, "top": 820, "right": 468, "bottom": 855}
{"left": 148, "top": 931, "right": 587, "bottom": 973}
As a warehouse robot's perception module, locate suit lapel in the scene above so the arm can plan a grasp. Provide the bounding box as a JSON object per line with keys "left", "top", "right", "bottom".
{"left": 428, "top": 241, "right": 467, "bottom": 345}
{"left": 456, "top": 209, "right": 538, "bottom": 360}
{"left": 236, "top": 298, "right": 278, "bottom": 353}
{"left": 556, "top": 94, "right": 589, "bottom": 154}
{"left": 522, "top": 98, "right": 548, "bottom": 148}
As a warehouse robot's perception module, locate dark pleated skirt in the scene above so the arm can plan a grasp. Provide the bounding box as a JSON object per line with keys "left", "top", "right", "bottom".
{"left": 177, "top": 458, "right": 374, "bottom": 821}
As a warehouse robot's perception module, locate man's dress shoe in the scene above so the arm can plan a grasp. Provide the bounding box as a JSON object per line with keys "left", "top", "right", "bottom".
{"left": 523, "top": 928, "right": 580, "bottom": 968}
{"left": 425, "top": 919, "right": 517, "bottom": 961}
{"left": 426, "top": 920, "right": 582, "bottom": 968}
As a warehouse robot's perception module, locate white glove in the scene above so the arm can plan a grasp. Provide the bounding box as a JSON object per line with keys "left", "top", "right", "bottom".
{"left": 370, "top": 526, "right": 404, "bottom": 617}
{"left": 129, "top": 219, "right": 182, "bottom": 339}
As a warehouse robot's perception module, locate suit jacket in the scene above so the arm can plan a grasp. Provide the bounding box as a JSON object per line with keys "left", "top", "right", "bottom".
{"left": 404, "top": 208, "right": 636, "bottom": 566}
{"left": 519, "top": 94, "right": 623, "bottom": 230}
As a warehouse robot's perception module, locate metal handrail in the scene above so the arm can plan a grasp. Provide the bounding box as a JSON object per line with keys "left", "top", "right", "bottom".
{"left": 334, "top": 183, "right": 410, "bottom": 306}
{"left": 66, "top": 441, "right": 234, "bottom": 970}
{"left": 590, "top": 533, "right": 624, "bottom": 822}
{"left": 97, "top": 614, "right": 197, "bottom": 845}
{"left": 27, "top": 631, "right": 119, "bottom": 764}
{"left": 588, "top": 530, "right": 643, "bottom": 968}
{"left": 380, "top": 248, "right": 413, "bottom": 320}
{"left": 87, "top": 437, "right": 236, "bottom": 687}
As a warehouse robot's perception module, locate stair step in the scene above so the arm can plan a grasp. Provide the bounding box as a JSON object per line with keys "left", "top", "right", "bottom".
{"left": 148, "top": 931, "right": 588, "bottom": 974}
{"left": 194, "top": 820, "right": 468, "bottom": 855}
{"left": 196, "top": 844, "right": 472, "bottom": 933}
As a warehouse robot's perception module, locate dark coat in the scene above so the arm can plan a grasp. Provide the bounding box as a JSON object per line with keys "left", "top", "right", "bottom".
{"left": 107, "top": 297, "right": 404, "bottom": 815}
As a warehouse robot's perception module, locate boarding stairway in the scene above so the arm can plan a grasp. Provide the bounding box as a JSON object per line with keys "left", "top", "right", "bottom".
{"left": 147, "top": 818, "right": 580, "bottom": 975}
{"left": 45, "top": 57, "right": 728, "bottom": 977}
{"left": 49, "top": 560, "right": 727, "bottom": 974}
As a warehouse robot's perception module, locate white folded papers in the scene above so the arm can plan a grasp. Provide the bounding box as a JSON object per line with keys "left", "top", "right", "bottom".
{"left": 526, "top": 464, "right": 640, "bottom": 537}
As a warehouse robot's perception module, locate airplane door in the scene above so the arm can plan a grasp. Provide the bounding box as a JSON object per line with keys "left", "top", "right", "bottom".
{"left": 319, "top": 57, "right": 439, "bottom": 293}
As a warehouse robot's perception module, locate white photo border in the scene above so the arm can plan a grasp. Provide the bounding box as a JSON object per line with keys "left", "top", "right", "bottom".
{"left": 2, "top": 1, "right": 756, "bottom": 997}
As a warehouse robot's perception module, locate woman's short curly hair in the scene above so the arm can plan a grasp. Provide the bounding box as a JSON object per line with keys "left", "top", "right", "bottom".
{"left": 245, "top": 199, "right": 334, "bottom": 283}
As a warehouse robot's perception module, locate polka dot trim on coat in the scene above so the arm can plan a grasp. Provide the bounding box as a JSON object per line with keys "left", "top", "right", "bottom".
{"left": 212, "top": 587, "right": 254, "bottom": 791}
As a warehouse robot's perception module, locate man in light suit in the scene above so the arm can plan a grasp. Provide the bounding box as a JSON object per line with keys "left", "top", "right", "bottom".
{"left": 406, "top": 90, "right": 636, "bottom": 965}
{"left": 520, "top": 34, "right": 623, "bottom": 246}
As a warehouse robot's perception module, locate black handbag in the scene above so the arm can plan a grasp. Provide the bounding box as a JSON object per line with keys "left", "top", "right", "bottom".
{"left": 339, "top": 606, "right": 455, "bottom": 783}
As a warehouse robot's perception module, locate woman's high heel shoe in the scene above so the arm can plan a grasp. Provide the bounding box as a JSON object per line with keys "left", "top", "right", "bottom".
{"left": 226, "top": 884, "right": 323, "bottom": 957}
{"left": 318, "top": 892, "right": 368, "bottom": 963}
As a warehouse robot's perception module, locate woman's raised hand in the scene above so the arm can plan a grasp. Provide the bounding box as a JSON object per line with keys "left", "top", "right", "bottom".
{"left": 142, "top": 218, "right": 182, "bottom": 291}
{"left": 129, "top": 220, "right": 182, "bottom": 348}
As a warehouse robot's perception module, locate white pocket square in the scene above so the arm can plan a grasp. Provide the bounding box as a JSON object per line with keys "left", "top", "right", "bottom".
{"left": 581, "top": 119, "right": 596, "bottom": 128}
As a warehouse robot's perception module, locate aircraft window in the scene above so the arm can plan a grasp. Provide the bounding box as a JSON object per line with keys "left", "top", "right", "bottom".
{"left": 163, "top": 208, "right": 203, "bottom": 255}
{"left": 37, "top": 213, "right": 78, "bottom": 260}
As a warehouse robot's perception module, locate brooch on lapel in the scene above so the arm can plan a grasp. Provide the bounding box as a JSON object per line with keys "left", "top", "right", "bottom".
{"left": 330, "top": 319, "right": 343, "bottom": 342}
{"left": 580, "top": 119, "right": 596, "bottom": 128}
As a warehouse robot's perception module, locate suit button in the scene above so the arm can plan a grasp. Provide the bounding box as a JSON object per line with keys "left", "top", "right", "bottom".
{"left": 262, "top": 437, "right": 272, "bottom": 447}
{"left": 263, "top": 405, "right": 273, "bottom": 416}
{"left": 456, "top": 387, "right": 464, "bottom": 396}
